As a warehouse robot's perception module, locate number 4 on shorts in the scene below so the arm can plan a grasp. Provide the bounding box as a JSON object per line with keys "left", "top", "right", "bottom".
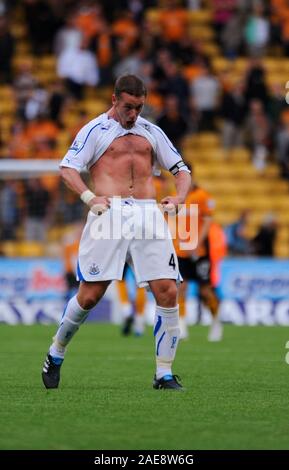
{"left": 169, "top": 253, "right": 176, "bottom": 270}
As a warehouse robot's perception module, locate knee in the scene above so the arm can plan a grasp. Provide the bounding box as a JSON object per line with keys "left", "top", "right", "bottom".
{"left": 77, "top": 281, "right": 109, "bottom": 310}
{"left": 178, "top": 281, "right": 187, "bottom": 298}
{"left": 155, "top": 281, "right": 178, "bottom": 307}
{"left": 200, "top": 285, "right": 218, "bottom": 307}
{"left": 200, "top": 284, "right": 212, "bottom": 301}
{"left": 78, "top": 290, "right": 104, "bottom": 310}
{"left": 199, "top": 285, "right": 208, "bottom": 301}
{"left": 78, "top": 294, "right": 98, "bottom": 310}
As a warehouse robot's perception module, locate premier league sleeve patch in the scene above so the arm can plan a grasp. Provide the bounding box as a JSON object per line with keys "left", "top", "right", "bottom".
{"left": 69, "top": 140, "right": 84, "bottom": 152}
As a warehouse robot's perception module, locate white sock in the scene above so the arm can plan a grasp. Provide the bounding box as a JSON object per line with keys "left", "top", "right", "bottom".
{"left": 121, "top": 302, "right": 133, "bottom": 319}
{"left": 154, "top": 305, "right": 180, "bottom": 380}
{"left": 133, "top": 313, "right": 145, "bottom": 335}
{"left": 49, "top": 295, "right": 90, "bottom": 358}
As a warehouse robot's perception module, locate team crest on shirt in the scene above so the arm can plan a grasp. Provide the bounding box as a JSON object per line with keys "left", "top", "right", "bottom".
{"left": 89, "top": 264, "right": 100, "bottom": 275}
{"left": 69, "top": 140, "right": 83, "bottom": 152}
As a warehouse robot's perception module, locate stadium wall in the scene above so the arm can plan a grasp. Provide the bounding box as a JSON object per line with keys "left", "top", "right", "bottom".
{"left": 0, "top": 257, "right": 289, "bottom": 325}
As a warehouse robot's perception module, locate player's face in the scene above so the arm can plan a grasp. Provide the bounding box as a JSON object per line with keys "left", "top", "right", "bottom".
{"left": 112, "top": 92, "right": 145, "bottom": 129}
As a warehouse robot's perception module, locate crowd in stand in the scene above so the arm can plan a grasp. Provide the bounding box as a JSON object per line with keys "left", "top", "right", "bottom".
{"left": 0, "top": 0, "right": 288, "bottom": 254}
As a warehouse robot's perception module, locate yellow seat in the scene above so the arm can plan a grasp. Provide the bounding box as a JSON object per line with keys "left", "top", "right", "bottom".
{"left": 190, "top": 26, "right": 214, "bottom": 40}
{"left": 37, "top": 55, "right": 56, "bottom": 70}
{"left": 276, "top": 243, "right": 289, "bottom": 258}
{"left": 0, "top": 242, "right": 19, "bottom": 257}
{"left": 12, "top": 55, "right": 34, "bottom": 70}
{"left": 17, "top": 242, "right": 45, "bottom": 257}
{"left": 188, "top": 10, "right": 212, "bottom": 23}
{"left": 212, "top": 57, "right": 231, "bottom": 73}
{"left": 202, "top": 43, "right": 220, "bottom": 56}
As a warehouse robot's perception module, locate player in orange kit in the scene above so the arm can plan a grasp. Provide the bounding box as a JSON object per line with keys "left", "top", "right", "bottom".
{"left": 175, "top": 165, "right": 226, "bottom": 341}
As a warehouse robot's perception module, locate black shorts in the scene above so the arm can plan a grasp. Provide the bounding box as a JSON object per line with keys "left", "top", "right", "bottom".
{"left": 178, "top": 256, "right": 211, "bottom": 284}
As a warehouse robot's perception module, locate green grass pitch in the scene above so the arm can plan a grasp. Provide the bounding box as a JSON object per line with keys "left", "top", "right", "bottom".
{"left": 1, "top": 323, "right": 289, "bottom": 450}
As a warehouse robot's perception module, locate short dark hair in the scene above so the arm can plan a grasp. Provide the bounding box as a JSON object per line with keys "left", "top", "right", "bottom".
{"left": 114, "top": 74, "right": 147, "bottom": 98}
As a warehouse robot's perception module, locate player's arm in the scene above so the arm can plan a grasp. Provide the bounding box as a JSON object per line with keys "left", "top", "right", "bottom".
{"left": 161, "top": 170, "right": 191, "bottom": 211}
{"left": 60, "top": 167, "right": 110, "bottom": 215}
{"left": 150, "top": 123, "right": 191, "bottom": 211}
{"left": 59, "top": 121, "right": 110, "bottom": 215}
{"left": 60, "top": 167, "right": 90, "bottom": 195}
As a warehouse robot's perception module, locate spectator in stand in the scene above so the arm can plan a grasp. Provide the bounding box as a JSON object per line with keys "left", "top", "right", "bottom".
{"left": 174, "top": 31, "right": 199, "bottom": 66}
{"left": 24, "top": 178, "right": 52, "bottom": 242}
{"left": 94, "top": 22, "right": 113, "bottom": 86}
{"left": 33, "top": 138, "right": 58, "bottom": 160}
{"left": 138, "top": 18, "right": 161, "bottom": 63}
{"left": 244, "top": 99, "right": 271, "bottom": 172}
{"left": 57, "top": 37, "right": 100, "bottom": 100}
{"left": 101, "top": 0, "right": 135, "bottom": 24}
{"left": 160, "top": 60, "right": 190, "bottom": 118}
{"left": 0, "top": 14, "right": 15, "bottom": 84}
{"left": 25, "top": 82, "right": 49, "bottom": 121}
{"left": 74, "top": 1, "right": 106, "bottom": 47}
{"left": 181, "top": 40, "right": 211, "bottom": 89}
{"left": 53, "top": 12, "right": 83, "bottom": 57}
{"left": 23, "top": 0, "right": 59, "bottom": 55}
{"left": 186, "top": 0, "right": 201, "bottom": 10}
{"left": 113, "top": 44, "right": 147, "bottom": 80}
{"left": 0, "top": 1, "right": 8, "bottom": 15}
{"left": 26, "top": 113, "right": 60, "bottom": 151}
{"left": 276, "top": 120, "right": 289, "bottom": 180}
{"left": 277, "top": 1, "right": 289, "bottom": 56}
{"left": 0, "top": 118, "right": 2, "bottom": 150}
{"left": 220, "top": 80, "right": 246, "bottom": 157}
{"left": 142, "top": 76, "right": 164, "bottom": 122}
{"left": 221, "top": 8, "right": 245, "bottom": 59}
{"left": 244, "top": 58, "right": 269, "bottom": 111}
{"left": 244, "top": 3, "right": 270, "bottom": 58}
{"left": 0, "top": 180, "right": 18, "bottom": 240}
{"left": 129, "top": 0, "right": 148, "bottom": 23}
{"left": 252, "top": 213, "right": 278, "bottom": 257}
{"left": 112, "top": 10, "right": 139, "bottom": 56}
{"left": 156, "top": 94, "right": 188, "bottom": 152}
{"left": 191, "top": 65, "right": 220, "bottom": 131}
{"left": 48, "top": 80, "right": 68, "bottom": 128}
{"left": 13, "top": 60, "right": 38, "bottom": 120}
{"left": 9, "top": 119, "right": 32, "bottom": 159}
{"left": 211, "top": 0, "right": 236, "bottom": 45}
{"left": 158, "top": 0, "right": 189, "bottom": 55}
{"left": 152, "top": 47, "right": 173, "bottom": 85}
{"left": 268, "top": 82, "right": 288, "bottom": 133}
{"left": 225, "top": 210, "right": 251, "bottom": 256}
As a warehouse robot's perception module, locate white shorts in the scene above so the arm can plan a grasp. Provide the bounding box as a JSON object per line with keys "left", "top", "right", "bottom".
{"left": 77, "top": 197, "right": 181, "bottom": 287}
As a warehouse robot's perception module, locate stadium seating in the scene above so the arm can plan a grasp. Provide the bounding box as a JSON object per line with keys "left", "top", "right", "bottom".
{"left": 0, "top": 241, "right": 45, "bottom": 257}
{"left": 1, "top": 1, "right": 289, "bottom": 259}
{"left": 183, "top": 133, "right": 289, "bottom": 257}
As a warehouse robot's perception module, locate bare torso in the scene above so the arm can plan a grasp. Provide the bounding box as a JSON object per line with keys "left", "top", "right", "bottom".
{"left": 90, "top": 134, "right": 156, "bottom": 199}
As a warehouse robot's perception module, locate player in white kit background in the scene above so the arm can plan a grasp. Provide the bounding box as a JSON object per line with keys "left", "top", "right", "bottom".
{"left": 42, "top": 74, "right": 191, "bottom": 390}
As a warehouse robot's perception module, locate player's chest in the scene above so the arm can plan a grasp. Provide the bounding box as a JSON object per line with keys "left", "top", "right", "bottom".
{"left": 106, "top": 134, "right": 152, "bottom": 156}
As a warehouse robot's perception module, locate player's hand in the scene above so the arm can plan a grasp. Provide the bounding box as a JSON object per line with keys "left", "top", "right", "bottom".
{"left": 89, "top": 196, "right": 110, "bottom": 216}
{"left": 161, "top": 196, "right": 183, "bottom": 214}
